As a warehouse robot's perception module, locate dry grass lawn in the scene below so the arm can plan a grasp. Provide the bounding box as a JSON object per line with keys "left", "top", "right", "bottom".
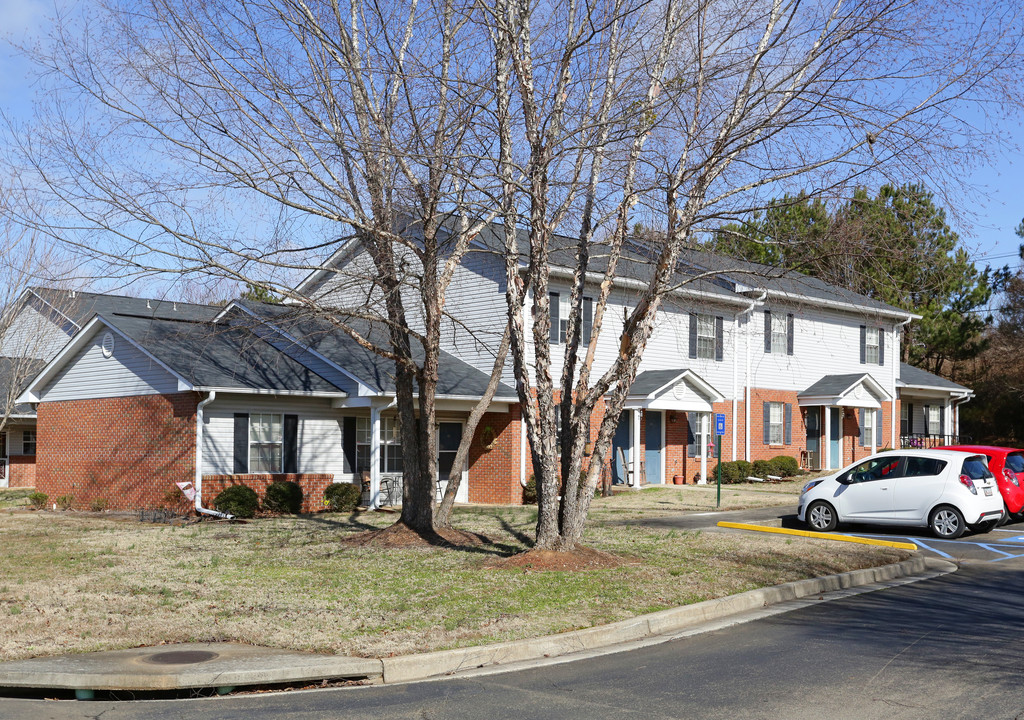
{"left": 0, "top": 485, "right": 906, "bottom": 663}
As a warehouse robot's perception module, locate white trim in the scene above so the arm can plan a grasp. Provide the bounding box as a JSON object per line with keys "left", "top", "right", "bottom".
{"left": 27, "top": 288, "right": 82, "bottom": 332}
{"left": 758, "top": 289, "right": 919, "bottom": 322}
{"left": 17, "top": 316, "right": 194, "bottom": 404}
{"left": 194, "top": 386, "right": 347, "bottom": 398}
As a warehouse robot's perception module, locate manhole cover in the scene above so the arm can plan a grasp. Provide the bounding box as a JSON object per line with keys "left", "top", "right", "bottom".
{"left": 142, "top": 650, "right": 220, "bottom": 665}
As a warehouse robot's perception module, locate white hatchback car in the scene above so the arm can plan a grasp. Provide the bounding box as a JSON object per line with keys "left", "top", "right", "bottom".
{"left": 798, "top": 449, "right": 1004, "bottom": 539}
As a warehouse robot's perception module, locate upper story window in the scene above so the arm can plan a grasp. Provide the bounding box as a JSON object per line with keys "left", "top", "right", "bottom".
{"left": 249, "top": 413, "right": 283, "bottom": 473}
{"left": 763, "top": 310, "right": 794, "bottom": 355}
{"left": 695, "top": 314, "right": 716, "bottom": 359}
{"left": 549, "top": 292, "right": 593, "bottom": 345}
{"left": 860, "top": 325, "right": 884, "bottom": 365}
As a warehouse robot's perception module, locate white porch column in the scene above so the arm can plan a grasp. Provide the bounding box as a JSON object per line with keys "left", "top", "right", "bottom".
{"left": 370, "top": 404, "right": 382, "bottom": 509}
{"left": 823, "top": 406, "right": 831, "bottom": 471}
{"left": 631, "top": 408, "right": 642, "bottom": 486}
{"left": 699, "top": 413, "right": 709, "bottom": 485}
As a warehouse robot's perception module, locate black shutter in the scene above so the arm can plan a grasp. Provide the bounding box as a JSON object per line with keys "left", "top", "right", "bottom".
{"left": 878, "top": 328, "right": 885, "bottom": 366}
{"left": 784, "top": 403, "right": 792, "bottom": 445}
{"left": 764, "top": 310, "right": 772, "bottom": 353}
{"left": 924, "top": 405, "right": 930, "bottom": 435}
{"left": 939, "top": 406, "right": 946, "bottom": 438}
{"left": 283, "top": 414, "right": 298, "bottom": 474}
{"left": 342, "top": 417, "right": 356, "bottom": 474}
{"left": 858, "top": 409, "right": 866, "bottom": 447}
{"left": 688, "top": 314, "right": 698, "bottom": 359}
{"left": 786, "top": 314, "right": 794, "bottom": 355}
{"left": 763, "top": 402, "right": 770, "bottom": 445}
{"left": 582, "top": 297, "right": 593, "bottom": 343}
{"left": 686, "top": 412, "right": 697, "bottom": 457}
{"left": 906, "top": 402, "right": 914, "bottom": 435}
{"left": 549, "top": 293, "right": 560, "bottom": 344}
{"left": 715, "top": 316, "right": 724, "bottom": 361}
{"left": 876, "top": 408, "right": 883, "bottom": 447}
{"left": 859, "top": 325, "right": 866, "bottom": 364}
{"left": 233, "top": 413, "right": 249, "bottom": 474}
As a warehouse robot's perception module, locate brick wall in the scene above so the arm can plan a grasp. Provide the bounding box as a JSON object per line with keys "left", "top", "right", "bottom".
{"left": 8, "top": 455, "right": 35, "bottom": 488}
{"left": 467, "top": 406, "right": 524, "bottom": 504}
{"left": 202, "top": 473, "right": 335, "bottom": 513}
{"left": 748, "top": 389, "right": 804, "bottom": 462}
{"left": 36, "top": 393, "right": 199, "bottom": 510}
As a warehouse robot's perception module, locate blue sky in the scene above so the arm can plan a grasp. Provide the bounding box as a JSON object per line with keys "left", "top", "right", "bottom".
{"left": 2, "top": 0, "right": 1022, "bottom": 278}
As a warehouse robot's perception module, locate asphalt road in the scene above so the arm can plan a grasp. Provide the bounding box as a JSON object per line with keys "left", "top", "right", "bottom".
{"left": 6, "top": 553, "right": 1023, "bottom": 720}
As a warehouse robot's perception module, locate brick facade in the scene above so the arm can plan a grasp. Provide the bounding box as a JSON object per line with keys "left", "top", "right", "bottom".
{"left": 8, "top": 455, "right": 35, "bottom": 488}
{"left": 201, "top": 473, "right": 335, "bottom": 513}
{"left": 36, "top": 393, "right": 199, "bottom": 511}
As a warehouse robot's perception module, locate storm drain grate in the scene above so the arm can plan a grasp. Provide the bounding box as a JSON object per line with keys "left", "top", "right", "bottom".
{"left": 142, "top": 650, "right": 220, "bottom": 665}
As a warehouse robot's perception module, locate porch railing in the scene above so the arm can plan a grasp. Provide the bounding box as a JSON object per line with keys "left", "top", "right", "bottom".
{"left": 899, "top": 434, "right": 969, "bottom": 449}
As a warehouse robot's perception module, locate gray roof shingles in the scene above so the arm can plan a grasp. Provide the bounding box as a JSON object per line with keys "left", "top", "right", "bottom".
{"left": 898, "top": 363, "right": 969, "bottom": 391}
{"left": 799, "top": 373, "right": 872, "bottom": 397}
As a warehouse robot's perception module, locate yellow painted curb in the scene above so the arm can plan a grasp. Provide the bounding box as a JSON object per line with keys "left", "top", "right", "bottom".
{"left": 716, "top": 521, "right": 918, "bottom": 551}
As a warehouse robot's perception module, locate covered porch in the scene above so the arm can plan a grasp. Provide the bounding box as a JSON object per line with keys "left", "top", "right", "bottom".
{"left": 618, "top": 369, "right": 725, "bottom": 486}
{"left": 799, "top": 373, "right": 891, "bottom": 471}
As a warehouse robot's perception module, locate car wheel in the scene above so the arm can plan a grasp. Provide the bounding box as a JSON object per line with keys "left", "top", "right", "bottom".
{"left": 971, "top": 520, "right": 998, "bottom": 534}
{"left": 998, "top": 504, "right": 1011, "bottom": 527}
{"left": 806, "top": 501, "right": 838, "bottom": 532}
{"left": 930, "top": 505, "right": 965, "bottom": 539}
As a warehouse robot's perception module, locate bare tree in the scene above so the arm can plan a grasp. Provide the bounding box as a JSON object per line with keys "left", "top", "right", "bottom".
{"left": 484, "top": 0, "right": 1023, "bottom": 550}
{"left": 2, "top": 0, "right": 509, "bottom": 533}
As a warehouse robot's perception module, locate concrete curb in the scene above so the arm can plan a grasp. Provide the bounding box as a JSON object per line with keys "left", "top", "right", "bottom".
{"left": 379, "top": 556, "right": 953, "bottom": 683}
{"left": 0, "top": 556, "right": 954, "bottom": 693}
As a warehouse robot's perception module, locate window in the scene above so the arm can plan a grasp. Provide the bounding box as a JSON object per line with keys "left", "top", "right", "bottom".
{"left": 356, "top": 417, "right": 404, "bottom": 473}
{"left": 768, "top": 402, "right": 784, "bottom": 445}
{"left": 548, "top": 292, "right": 593, "bottom": 344}
{"left": 22, "top": 430, "right": 36, "bottom": 455}
{"left": 904, "top": 456, "right": 946, "bottom": 477}
{"left": 844, "top": 456, "right": 902, "bottom": 484}
{"left": 900, "top": 403, "right": 910, "bottom": 435}
{"left": 249, "top": 414, "right": 282, "bottom": 473}
{"left": 862, "top": 409, "right": 874, "bottom": 444}
{"left": 695, "top": 314, "right": 716, "bottom": 359}
{"left": 961, "top": 456, "right": 993, "bottom": 481}
{"left": 927, "top": 406, "right": 941, "bottom": 436}
{"left": 865, "top": 327, "right": 879, "bottom": 364}
{"left": 771, "top": 313, "right": 788, "bottom": 355}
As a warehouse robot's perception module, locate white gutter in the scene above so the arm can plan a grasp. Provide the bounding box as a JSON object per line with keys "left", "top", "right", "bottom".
{"left": 194, "top": 391, "right": 233, "bottom": 520}
{"left": 741, "top": 291, "right": 767, "bottom": 461}
{"left": 891, "top": 316, "right": 913, "bottom": 448}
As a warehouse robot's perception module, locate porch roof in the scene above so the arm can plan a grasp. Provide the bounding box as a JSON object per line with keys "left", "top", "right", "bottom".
{"left": 798, "top": 373, "right": 890, "bottom": 408}
{"left": 625, "top": 369, "right": 725, "bottom": 412}
{"left": 898, "top": 362, "right": 971, "bottom": 393}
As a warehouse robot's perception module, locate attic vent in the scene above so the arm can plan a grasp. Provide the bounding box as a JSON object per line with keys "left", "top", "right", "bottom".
{"left": 101, "top": 332, "right": 115, "bottom": 358}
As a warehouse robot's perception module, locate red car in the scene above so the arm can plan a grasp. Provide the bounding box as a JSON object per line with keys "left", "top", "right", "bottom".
{"left": 939, "top": 445, "right": 1024, "bottom": 523}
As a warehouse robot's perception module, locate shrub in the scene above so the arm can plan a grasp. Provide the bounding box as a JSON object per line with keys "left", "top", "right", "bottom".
{"left": 751, "top": 460, "right": 773, "bottom": 478}
{"left": 523, "top": 475, "right": 537, "bottom": 504}
{"left": 28, "top": 492, "right": 48, "bottom": 510}
{"left": 89, "top": 498, "right": 109, "bottom": 512}
{"left": 735, "top": 460, "right": 752, "bottom": 479}
{"left": 769, "top": 455, "right": 800, "bottom": 478}
{"left": 324, "top": 482, "right": 362, "bottom": 512}
{"left": 712, "top": 461, "right": 742, "bottom": 484}
{"left": 263, "top": 480, "right": 303, "bottom": 514}
{"left": 55, "top": 495, "right": 74, "bottom": 511}
{"left": 213, "top": 484, "right": 258, "bottom": 518}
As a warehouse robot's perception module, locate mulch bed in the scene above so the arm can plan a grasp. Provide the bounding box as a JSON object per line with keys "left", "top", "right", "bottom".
{"left": 487, "top": 545, "right": 628, "bottom": 572}
{"left": 339, "top": 521, "right": 493, "bottom": 549}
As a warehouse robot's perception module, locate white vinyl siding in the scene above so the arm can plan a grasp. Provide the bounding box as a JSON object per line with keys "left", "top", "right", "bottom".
{"left": 39, "top": 329, "right": 180, "bottom": 401}
{"left": 0, "top": 303, "right": 75, "bottom": 360}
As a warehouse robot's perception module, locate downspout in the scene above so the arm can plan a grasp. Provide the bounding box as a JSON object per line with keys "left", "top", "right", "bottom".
{"left": 891, "top": 316, "right": 913, "bottom": 449}
{"left": 194, "top": 391, "right": 233, "bottom": 520}
{"left": 741, "top": 291, "right": 767, "bottom": 462}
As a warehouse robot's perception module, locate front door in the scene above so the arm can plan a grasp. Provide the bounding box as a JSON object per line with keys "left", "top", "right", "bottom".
{"left": 806, "top": 408, "right": 821, "bottom": 471}
{"left": 611, "top": 412, "right": 631, "bottom": 485}
{"left": 829, "top": 408, "right": 842, "bottom": 469}
{"left": 645, "top": 411, "right": 663, "bottom": 484}
{"left": 437, "top": 422, "right": 465, "bottom": 502}
{"left": 835, "top": 456, "right": 899, "bottom": 521}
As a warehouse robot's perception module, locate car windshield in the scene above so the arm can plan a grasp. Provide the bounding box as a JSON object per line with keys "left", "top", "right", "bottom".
{"left": 961, "top": 456, "right": 993, "bottom": 480}
{"left": 1006, "top": 453, "right": 1024, "bottom": 474}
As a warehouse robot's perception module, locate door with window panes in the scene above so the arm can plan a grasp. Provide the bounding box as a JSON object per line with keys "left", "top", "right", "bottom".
{"left": 437, "top": 422, "right": 468, "bottom": 502}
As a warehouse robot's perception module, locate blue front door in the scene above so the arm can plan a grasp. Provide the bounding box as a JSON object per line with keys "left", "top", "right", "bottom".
{"left": 612, "top": 412, "right": 631, "bottom": 484}
{"left": 829, "top": 408, "right": 842, "bottom": 469}
{"left": 645, "top": 411, "right": 663, "bottom": 484}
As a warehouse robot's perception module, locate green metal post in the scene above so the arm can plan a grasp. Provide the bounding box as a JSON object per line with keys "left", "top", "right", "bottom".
{"left": 716, "top": 434, "right": 722, "bottom": 508}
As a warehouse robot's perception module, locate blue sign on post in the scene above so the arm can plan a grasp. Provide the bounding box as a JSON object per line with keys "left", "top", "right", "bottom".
{"left": 715, "top": 412, "right": 726, "bottom": 436}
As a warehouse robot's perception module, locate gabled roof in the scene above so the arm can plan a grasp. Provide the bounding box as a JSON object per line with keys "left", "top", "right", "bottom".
{"left": 898, "top": 362, "right": 970, "bottom": 392}
{"left": 27, "top": 287, "right": 220, "bottom": 330}
{"left": 0, "top": 357, "right": 48, "bottom": 417}
{"left": 798, "top": 373, "right": 890, "bottom": 407}
{"left": 229, "top": 300, "right": 519, "bottom": 400}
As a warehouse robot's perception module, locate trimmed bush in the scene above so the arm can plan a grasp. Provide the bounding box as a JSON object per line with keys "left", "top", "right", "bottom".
{"left": 324, "top": 482, "right": 362, "bottom": 512}
{"left": 751, "top": 459, "right": 773, "bottom": 478}
{"left": 735, "top": 460, "right": 752, "bottom": 479}
{"left": 263, "top": 480, "right": 303, "bottom": 514}
{"left": 213, "top": 484, "right": 258, "bottom": 518}
{"left": 28, "top": 492, "right": 48, "bottom": 510}
{"left": 523, "top": 475, "right": 537, "bottom": 504}
{"left": 769, "top": 455, "right": 800, "bottom": 478}
{"left": 712, "top": 461, "right": 743, "bottom": 484}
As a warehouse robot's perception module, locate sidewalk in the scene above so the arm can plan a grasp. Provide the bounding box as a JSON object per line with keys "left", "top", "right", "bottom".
{"left": 0, "top": 556, "right": 955, "bottom": 698}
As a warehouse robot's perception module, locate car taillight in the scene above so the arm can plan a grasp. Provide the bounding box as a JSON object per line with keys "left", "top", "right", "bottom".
{"left": 959, "top": 474, "right": 978, "bottom": 495}
{"left": 1005, "top": 468, "right": 1021, "bottom": 487}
